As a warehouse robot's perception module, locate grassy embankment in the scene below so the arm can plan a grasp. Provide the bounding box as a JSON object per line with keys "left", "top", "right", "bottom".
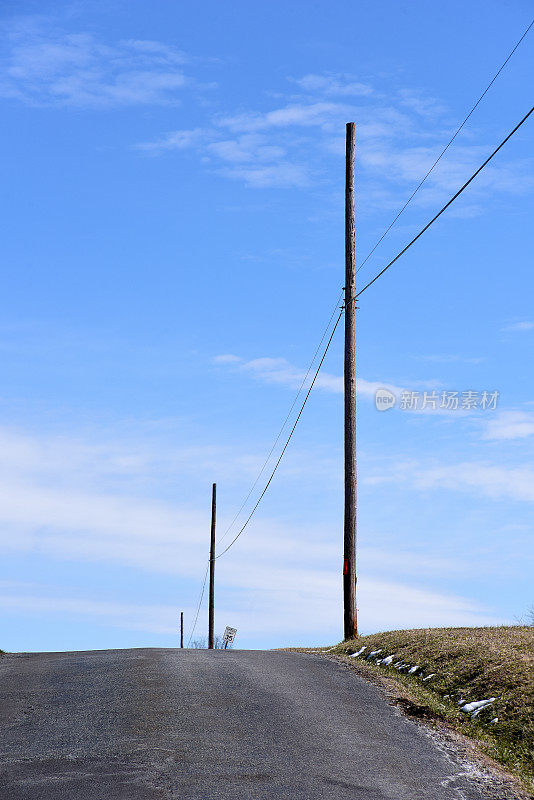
{"left": 322, "top": 627, "right": 533, "bottom": 793}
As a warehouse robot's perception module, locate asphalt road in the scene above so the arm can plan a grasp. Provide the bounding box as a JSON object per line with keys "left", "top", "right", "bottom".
{"left": 0, "top": 648, "right": 510, "bottom": 799}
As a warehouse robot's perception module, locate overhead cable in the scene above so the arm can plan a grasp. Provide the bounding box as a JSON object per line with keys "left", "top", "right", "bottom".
{"left": 355, "top": 17, "right": 534, "bottom": 278}
{"left": 357, "top": 105, "right": 534, "bottom": 298}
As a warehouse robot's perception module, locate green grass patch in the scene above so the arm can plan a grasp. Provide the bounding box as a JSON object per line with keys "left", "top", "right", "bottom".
{"left": 328, "top": 626, "right": 534, "bottom": 794}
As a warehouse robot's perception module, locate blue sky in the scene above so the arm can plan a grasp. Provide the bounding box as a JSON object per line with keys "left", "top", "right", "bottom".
{"left": 1, "top": 0, "right": 533, "bottom": 652}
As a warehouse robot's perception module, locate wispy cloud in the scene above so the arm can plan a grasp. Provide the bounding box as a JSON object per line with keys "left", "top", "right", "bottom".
{"left": 290, "top": 73, "right": 373, "bottom": 97}
{"left": 135, "top": 71, "right": 534, "bottom": 204}
{"left": 502, "top": 320, "right": 534, "bottom": 332}
{"left": 397, "top": 88, "right": 447, "bottom": 119}
{"left": 213, "top": 353, "right": 405, "bottom": 398}
{"left": 213, "top": 353, "right": 489, "bottom": 417}
{"left": 411, "top": 353, "right": 484, "bottom": 364}
{"left": 0, "top": 421, "right": 515, "bottom": 639}
{"left": 368, "top": 456, "right": 534, "bottom": 504}
{"left": 218, "top": 101, "right": 353, "bottom": 133}
{"left": 358, "top": 141, "right": 534, "bottom": 204}
{"left": 3, "top": 17, "right": 530, "bottom": 204}
{"left": 138, "top": 128, "right": 207, "bottom": 152}
{"left": 135, "top": 94, "right": 415, "bottom": 190}
{"left": 0, "top": 571, "right": 504, "bottom": 642}
{"left": 213, "top": 353, "right": 241, "bottom": 364}
{"left": 416, "top": 462, "right": 534, "bottom": 503}
{"left": 0, "top": 590, "right": 182, "bottom": 636}
{"left": 137, "top": 126, "right": 307, "bottom": 187}
{"left": 0, "top": 19, "right": 194, "bottom": 107}
{"left": 218, "top": 162, "right": 310, "bottom": 189}
{"left": 482, "top": 410, "right": 534, "bottom": 441}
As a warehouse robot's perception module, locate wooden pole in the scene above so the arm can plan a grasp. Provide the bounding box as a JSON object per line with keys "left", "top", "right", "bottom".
{"left": 180, "top": 611, "right": 184, "bottom": 648}
{"left": 344, "top": 122, "right": 358, "bottom": 640}
{"left": 208, "top": 483, "right": 216, "bottom": 649}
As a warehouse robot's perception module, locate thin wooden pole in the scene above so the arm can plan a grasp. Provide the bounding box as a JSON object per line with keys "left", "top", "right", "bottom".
{"left": 208, "top": 483, "right": 216, "bottom": 649}
{"left": 344, "top": 122, "right": 358, "bottom": 640}
{"left": 180, "top": 611, "right": 184, "bottom": 648}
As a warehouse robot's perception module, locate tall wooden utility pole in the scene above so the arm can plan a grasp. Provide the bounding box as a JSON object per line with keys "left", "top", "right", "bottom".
{"left": 208, "top": 483, "right": 216, "bottom": 649}
{"left": 180, "top": 611, "right": 184, "bottom": 648}
{"left": 344, "top": 122, "right": 358, "bottom": 640}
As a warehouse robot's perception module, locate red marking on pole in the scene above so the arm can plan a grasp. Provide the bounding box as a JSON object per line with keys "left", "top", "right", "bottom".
{"left": 343, "top": 558, "right": 348, "bottom": 575}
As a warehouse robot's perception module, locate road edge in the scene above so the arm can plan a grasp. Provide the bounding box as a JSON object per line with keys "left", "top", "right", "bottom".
{"left": 286, "top": 648, "right": 533, "bottom": 800}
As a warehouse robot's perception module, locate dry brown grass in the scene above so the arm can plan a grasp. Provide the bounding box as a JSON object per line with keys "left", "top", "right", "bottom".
{"left": 330, "top": 626, "right": 533, "bottom": 792}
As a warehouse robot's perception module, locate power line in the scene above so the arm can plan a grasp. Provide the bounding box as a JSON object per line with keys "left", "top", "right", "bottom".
{"left": 217, "top": 289, "right": 344, "bottom": 548}
{"left": 187, "top": 560, "right": 209, "bottom": 646}
{"left": 193, "top": 77, "right": 533, "bottom": 614}
{"left": 355, "top": 17, "right": 534, "bottom": 279}
{"left": 357, "top": 104, "right": 534, "bottom": 299}
{"left": 188, "top": 292, "right": 344, "bottom": 640}
{"left": 215, "top": 306, "right": 344, "bottom": 559}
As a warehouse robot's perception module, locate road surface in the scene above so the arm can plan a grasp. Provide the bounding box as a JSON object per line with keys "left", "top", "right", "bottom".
{"left": 0, "top": 648, "right": 512, "bottom": 799}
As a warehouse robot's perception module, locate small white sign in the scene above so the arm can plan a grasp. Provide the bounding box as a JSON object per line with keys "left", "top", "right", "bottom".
{"left": 223, "top": 626, "right": 237, "bottom": 643}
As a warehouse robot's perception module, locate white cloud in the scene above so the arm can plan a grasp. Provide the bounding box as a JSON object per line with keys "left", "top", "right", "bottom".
{"left": 0, "top": 592, "right": 182, "bottom": 636}
{"left": 0, "top": 424, "right": 257, "bottom": 486}
{"left": 412, "top": 353, "right": 484, "bottom": 364}
{"left": 382, "top": 459, "right": 534, "bottom": 503}
{"left": 359, "top": 141, "right": 534, "bottom": 202}
{"left": 219, "top": 162, "right": 310, "bottom": 189}
{"left": 0, "top": 423, "right": 513, "bottom": 640}
{"left": 397, "top": 88, "right": 447, "bottom": 119}
{"left": 208, "top": 134, "right": 286, "bottom": 164}
{"left": 218, "top": 101, "right": 352, "bottom": 133}
{"left": 416, "top": 463, "right": 534, "bottom": 503}
{"left": 205, "top": 565, "right": 504, "bottom": 635}
{"left": 225, "top": 354, "right": 405, "bottom": 398}
{"left": 136, "top": 128, "right": 307, "bottom": 188}
{"left": 6, "top": 21, "right": 527, "bottom": 207}
{"left": 0, "top": 571, "right": 504, "bottom": 643}
{"left": 0, "top": 21, "right": 191, "bottom": 107}
{"left": 120, "top": 39, "right": 188, "bottom": 64}
{"left": 215, "top": 353, "right": 472, "bottom": 417}
{"left": 291, "top": 73, "right": 373, "bottom": 97}
{"left": 136, "top": 127, "right": 207, "bottom": 152}
{"left": 502, "top": 321, "right": 534, "bottom": 332}
{"left": 213, "top": 353, "right": 242, "bottom": 364}
{"left": 482, "top": 410, "right": 534, "bottom": 441}
{"left": 0, "top": 478, "right": 207, "bottom": 575}
{"left": 134, "top": 70, "right": 534, "bottom": 207}
{"left": 0, "top": 423, "right": 339, "bottom": 580}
